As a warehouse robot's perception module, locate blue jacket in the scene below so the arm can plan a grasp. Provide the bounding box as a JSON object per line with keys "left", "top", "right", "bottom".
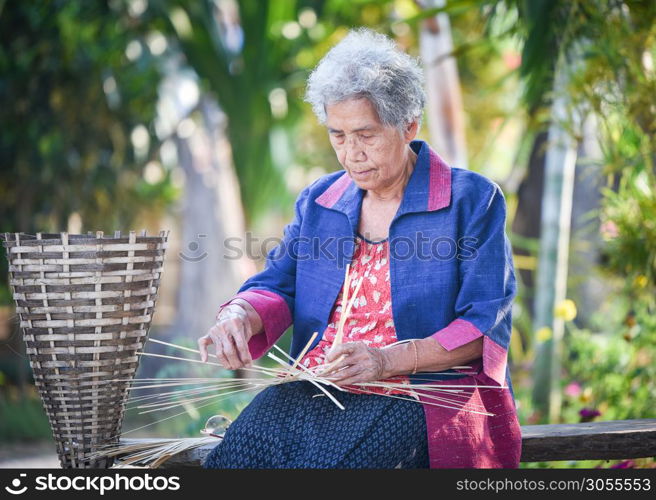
{"left": 219, "top": 139, "right": 521, "bottom": 467}
{"left": 224, "top": 139, "right": 516, "bottom": 388}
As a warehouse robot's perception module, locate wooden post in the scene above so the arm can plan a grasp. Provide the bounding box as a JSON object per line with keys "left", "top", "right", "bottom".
{"left": 531, "top": 54, "right": 579, "bottom": 422}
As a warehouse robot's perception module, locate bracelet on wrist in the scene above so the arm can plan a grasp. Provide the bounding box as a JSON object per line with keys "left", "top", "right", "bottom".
{"left": 410, "top": 339, "right": 418, "bottom": 375}
{"left": 215, "top": 301, "right": 247, "bottom": 321}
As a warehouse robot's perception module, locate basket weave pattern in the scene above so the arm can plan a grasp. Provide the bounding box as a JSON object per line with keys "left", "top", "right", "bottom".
{"left": 1, "top": 230, "right": 169, "bottom": 468}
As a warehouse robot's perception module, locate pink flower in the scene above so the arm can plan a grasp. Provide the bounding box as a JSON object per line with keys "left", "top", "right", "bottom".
{"left": 600, "top": 221, "right": 619, "bottom": 239}
{"left": 503, "top": 51, "right": 522, "bottom": 70}
{"left": 565, "top": 382, "right": 582, "bottom": 397}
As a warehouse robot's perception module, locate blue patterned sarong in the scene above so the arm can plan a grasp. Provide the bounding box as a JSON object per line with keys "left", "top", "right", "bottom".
{"left": 202, "top": 380, "right": 429, "bottom": 469}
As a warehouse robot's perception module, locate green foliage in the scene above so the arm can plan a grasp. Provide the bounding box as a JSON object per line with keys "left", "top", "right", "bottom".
{"left": 501, "top": 0, "right": 656, "bottom": 286}
{"left": 0, "top": 389, "right": 52, "bottom": 442}
{"left": 564, "top": 323, "right": 656, "bottom": 421}
{"left": 0, "top": 0, "right": 171, "bottom": 233}
{"left": 559, "top": 1, "right": 656, "bottom": 430}
{"left": 479, "top": 0, "right": 656, "bottom": 429}
{"left": 484, "top": 0, "right": 562, "bottom": 112}
{"left": 155, "top": 0, "right": 404, "bottom": 223}
{"left": 154, "top": 0, "right": 304, "bottom": 221}
{"left": 601, "top": 179, "right": 656, "bottom": 288}
{"left": 0, "top": 0, "right": 179, "bottom": 303}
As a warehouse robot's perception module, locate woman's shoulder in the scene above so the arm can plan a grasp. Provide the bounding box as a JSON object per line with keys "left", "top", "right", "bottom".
{"left": 451, "top": 166, "right": 502, "bottom": 196}
{"left": 308, "top": 169, "right": 346, "bottom": 193}
{"left": 449, "top": 166, "right": 506, "bottom": 211}
{"left": 294, "top": 170, "right": 347, "bottom": 205}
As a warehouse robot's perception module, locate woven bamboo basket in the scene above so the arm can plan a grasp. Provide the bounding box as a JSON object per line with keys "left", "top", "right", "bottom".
{"left": 0, "top": 230, "right": 169, "bottom": 468}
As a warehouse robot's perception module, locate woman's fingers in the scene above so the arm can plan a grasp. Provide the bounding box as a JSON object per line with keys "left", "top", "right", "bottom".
{"left": 325, "top": 342, "right": 356, "bottom": 364}
{"left": 231, "top": 324, "right": 252, "bottom": 367}
{"left": 321, "top": 342, "right": 388, "bottom": 384}
{"left": 323, "top": 347, "right": 361, "bottom": 377}
{"left": 218, "top": 327, "right": 241, "bottom": 369}
{"left": 208, "top": 327, "right": 230, "bottom": 368}
{"left": 200, "top": 315, "right": 254, "bottom": 370}
{"left": 201, "top": 304, "right": 254, "bottom": 370}
{"left": 198, "top": 327, "right": 232, "bottom": 369}
{"left": 326, "top": 364, "right": 363, "bottom": 385}
{"left": 321, "top": 355, "right": 351, "bottom": 376}
{"left": 198, "top": 334, "right": 212, "bottom": 363}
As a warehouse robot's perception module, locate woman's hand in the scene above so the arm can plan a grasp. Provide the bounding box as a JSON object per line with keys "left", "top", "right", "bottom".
{"left": 319, "top": 337, "right": 484, "bottom": 384}
{"left": 198, "top": 303, "right": 254, "bottom": 370}
{"left": 321, "top": 342, "right": 392, "bottom": 386}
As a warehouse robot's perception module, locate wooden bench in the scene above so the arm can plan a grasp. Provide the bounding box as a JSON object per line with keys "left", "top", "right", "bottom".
{"left": 121, "top": 419, "right": 656, "bottom": 468}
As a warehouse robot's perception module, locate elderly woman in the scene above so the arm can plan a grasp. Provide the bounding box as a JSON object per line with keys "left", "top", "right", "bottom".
{"left": 199, "top": 28, "right": 520, "bottom": 469}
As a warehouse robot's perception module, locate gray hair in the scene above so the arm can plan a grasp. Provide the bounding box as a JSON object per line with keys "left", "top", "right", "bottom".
{"left": 304, "top": 28, "right": 426, "bottom": 131}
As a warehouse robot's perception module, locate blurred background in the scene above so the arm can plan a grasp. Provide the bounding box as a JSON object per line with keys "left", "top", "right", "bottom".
{"left": 0, "top": 0, "right": 654, "bottom": 468}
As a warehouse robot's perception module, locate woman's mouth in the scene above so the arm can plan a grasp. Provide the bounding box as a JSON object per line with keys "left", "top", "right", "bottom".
{"left": 351, "top": 169, "right": 374, "bottom": 178}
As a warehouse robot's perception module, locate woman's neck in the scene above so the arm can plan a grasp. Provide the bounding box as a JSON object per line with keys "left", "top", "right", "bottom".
{"left": 366, "top": 148, "right": 418, "bottom": 203}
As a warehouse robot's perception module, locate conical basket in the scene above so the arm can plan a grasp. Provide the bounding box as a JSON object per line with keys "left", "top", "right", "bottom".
{"left": 0, "top": 230, "right": 169, "bottom": 468}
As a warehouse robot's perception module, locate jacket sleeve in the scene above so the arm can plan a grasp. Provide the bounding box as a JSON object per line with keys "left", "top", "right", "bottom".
{"left": 216, "top": 185, "right": 311, "bottom": 360}
{"left": 429, "top": 183, "right": 517, "bottom": 386}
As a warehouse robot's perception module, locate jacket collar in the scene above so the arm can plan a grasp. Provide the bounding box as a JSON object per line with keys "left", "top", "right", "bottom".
{"left": 315, "top": 140, "right": 452, "bottom": 227}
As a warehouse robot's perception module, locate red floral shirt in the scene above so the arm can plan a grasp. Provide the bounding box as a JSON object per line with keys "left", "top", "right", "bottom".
{"left": 299, "top": 233, "right": 415, "bottom": 397}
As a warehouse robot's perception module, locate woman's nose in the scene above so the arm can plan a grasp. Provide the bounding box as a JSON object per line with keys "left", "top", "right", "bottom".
{"left": 345, "top": 136, "right": 365, "bottom": 161}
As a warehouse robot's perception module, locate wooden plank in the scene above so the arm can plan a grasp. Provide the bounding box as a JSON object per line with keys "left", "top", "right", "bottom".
{"left": 119, "top": 419, "right": 656, "bottom": 468}
{"left": 520, "top": 419, "right": 656, "bottom": 462}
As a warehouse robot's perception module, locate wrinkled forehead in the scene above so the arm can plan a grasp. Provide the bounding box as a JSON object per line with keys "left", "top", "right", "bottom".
{"left": 324, "top": 97, "right": 385, "bottom": 132}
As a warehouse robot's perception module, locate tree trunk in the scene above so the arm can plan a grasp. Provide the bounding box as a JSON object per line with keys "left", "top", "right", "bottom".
{"left": 167, "top": 97, "right": 249, "bottom": 344}
{"left": 512, "top": 130, "right": 549, "bottom": 320}
{"left": 419, "top": 0, "right": 468, "bottom": 168}
{"left": 531, "top": 61, "right": 579, "bottom": 423}
{"left": 568, "top": 113, "right": 608, "bottom": 328}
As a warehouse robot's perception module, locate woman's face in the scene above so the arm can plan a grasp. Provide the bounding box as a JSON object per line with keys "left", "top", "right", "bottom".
{"left": 325, "top": 97, "right": 418, "bottom": 193}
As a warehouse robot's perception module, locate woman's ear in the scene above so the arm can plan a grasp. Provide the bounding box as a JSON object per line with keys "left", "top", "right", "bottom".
{"left": 404, "top": 119, "right": 419, "bottom": 142}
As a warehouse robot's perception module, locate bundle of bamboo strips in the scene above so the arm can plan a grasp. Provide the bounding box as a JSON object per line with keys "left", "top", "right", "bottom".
{"left": 95, "top": 265, "right": 503, "bottom": 467}
{"left": 88, "top": 437, "right": 218, "bottom": 468}
{"left": 94, "top": 343, "right": 493, "bottom": 467}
